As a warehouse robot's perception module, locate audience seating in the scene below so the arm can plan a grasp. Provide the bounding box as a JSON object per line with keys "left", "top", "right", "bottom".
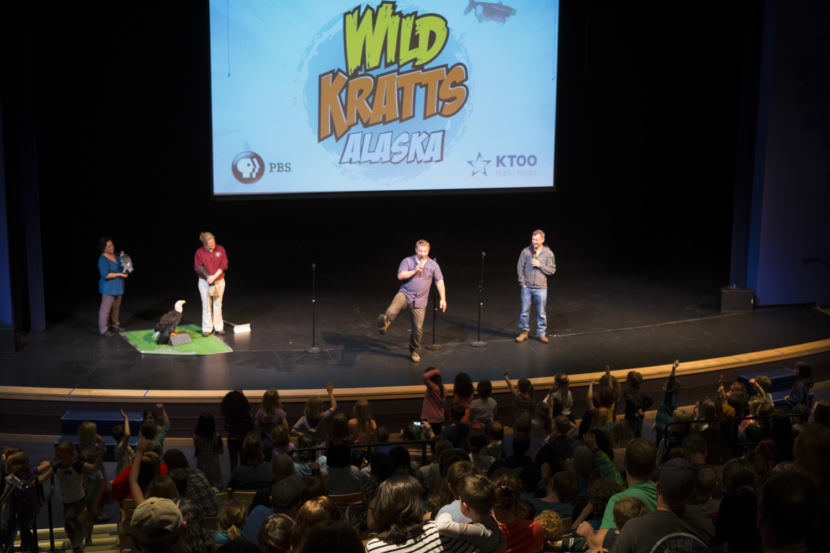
{"left": 329, "top": 491, "right": 364, "bottom": 508}
{"left": 226, "top": 489, "right": 257, "bottom": 509}
{"left": 6, "top": 367, "right": 822, "bottom": 553}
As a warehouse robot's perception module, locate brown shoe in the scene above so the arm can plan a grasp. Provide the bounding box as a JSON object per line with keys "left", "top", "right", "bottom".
{"left": 377, "top": 314, "right": 391, "bottom": 335}
{"left": 515, "top": 331, "right": 529, "bottom": 343}
{"left": 538, "top": 333, "right": 549, "bottom": 344}
{"left": 410, "top": 351, "right": 421, "bottom": 363}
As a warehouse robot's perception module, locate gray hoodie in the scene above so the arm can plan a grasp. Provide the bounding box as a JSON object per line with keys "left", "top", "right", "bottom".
{"left": 517, "top": 245, "right": 556, "bottom": 288}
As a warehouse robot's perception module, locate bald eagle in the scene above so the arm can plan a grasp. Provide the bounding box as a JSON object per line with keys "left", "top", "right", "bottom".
{"left": 152, "top": 300, "right": 186, "bottom": 345}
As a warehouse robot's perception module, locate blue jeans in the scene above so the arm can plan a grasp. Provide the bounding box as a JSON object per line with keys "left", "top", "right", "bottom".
{"left": 519, "top": 286, "right": 547, "bottom": 335}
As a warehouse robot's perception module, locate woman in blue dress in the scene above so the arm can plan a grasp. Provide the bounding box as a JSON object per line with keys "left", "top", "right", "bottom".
{"left": 97, "top": 237, "right": 127, "bottom": 336}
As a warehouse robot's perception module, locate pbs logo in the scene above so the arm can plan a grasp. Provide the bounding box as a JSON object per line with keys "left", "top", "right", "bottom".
{"left": 231, "top": 152, "right": 265, "bottom": 184}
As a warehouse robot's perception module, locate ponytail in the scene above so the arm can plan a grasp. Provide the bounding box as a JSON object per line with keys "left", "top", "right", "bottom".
{"left": 226, "top": 524, "right": 242, "bottom": 541}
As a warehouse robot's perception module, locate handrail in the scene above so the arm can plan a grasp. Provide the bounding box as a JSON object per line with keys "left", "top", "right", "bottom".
{"left": 292, "top": 439, "right": 434, "bottom": 466}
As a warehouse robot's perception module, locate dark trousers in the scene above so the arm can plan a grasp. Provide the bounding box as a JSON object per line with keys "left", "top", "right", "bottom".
{"left": 385, "top": 292, "right": 426, "bottom": 353}
{"left": 1, "top": 510, "right": 37, "bottom": 553}
{"left": 228, "top": 437, "right": 243, "bottom": 473}
{"left": 627, "top": 415, "right": 644, "bottom": 438}
{"left": 63, "top": 499, "right": 86, "bottom": 552}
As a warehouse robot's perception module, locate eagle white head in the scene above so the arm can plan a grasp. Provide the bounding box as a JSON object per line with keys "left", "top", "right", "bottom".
{"left": 174, "top": 300, "right": 186, "bottom": 313}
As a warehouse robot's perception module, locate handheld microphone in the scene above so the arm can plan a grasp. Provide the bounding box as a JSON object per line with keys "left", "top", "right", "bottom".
{"left": 4, "top": 474, "right": 32, "bottom": 490}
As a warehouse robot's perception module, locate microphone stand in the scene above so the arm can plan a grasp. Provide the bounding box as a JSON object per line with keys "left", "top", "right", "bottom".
{"left": 306, "top": 263, "right": 321, "bottom": 354}
{"left": 48, "top": 473, "right": 55, "bottom": 553}
{"left": 427, "top": 257, "right": 441, "bottom": 351}
{"left": 471, "top": 251, "right": 488, "bottom": 347}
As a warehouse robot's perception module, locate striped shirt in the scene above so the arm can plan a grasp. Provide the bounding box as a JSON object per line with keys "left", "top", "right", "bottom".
{"left": 367, "top": 521, "right": 480, "bottom": 553}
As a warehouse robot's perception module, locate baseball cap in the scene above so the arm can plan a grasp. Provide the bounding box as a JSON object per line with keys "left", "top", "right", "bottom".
{"left": 130, "top": 497, "right": 183, "bottom": 548}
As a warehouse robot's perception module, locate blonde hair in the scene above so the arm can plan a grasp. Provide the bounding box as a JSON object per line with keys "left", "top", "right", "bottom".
{"left": 613, "top": 496, "right": 648, "bottom": 529}
{"left": 220, "top": 500, "right": 247, "bottom": 541}
{"left": 532, "top": 229, "right": 545, "bottom": 239}
{"left": 669, "top": 408, "right": 693, "bottom": 433}
{"left": 78, "top": 421, "right": 97, "bottom": 446}
{"left": 199, "top": 232, "right": 215, "bottom": 246}
{"left": 534, "top": 510, "right": 564, "bottom": 541}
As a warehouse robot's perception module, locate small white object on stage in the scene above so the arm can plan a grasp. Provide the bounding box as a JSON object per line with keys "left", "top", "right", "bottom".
{"left": 225, "top": 321, "right": 251, "bottom": 334}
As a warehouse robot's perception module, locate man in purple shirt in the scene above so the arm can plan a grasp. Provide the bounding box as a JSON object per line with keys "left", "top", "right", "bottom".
{"left": 378, "top": 239, "right": 447, "bottom": 363}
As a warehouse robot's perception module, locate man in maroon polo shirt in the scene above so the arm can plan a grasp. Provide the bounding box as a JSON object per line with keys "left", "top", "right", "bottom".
{"left": 194, "top": 232, "right": 228, "bottom": 336}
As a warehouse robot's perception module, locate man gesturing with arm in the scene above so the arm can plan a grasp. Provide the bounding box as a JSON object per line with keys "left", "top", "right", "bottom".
{"left": 378, "top": 239, "right": 446, "bottom": 363}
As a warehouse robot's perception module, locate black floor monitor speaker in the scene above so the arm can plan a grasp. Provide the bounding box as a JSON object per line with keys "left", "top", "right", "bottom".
{"left": 721, "top": 287, "right": 755, "bottom": 312}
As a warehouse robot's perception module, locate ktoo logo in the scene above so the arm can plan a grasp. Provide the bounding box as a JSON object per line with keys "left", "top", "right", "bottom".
{"left": 496, "top": 154, "right": 537, "bottom": 168}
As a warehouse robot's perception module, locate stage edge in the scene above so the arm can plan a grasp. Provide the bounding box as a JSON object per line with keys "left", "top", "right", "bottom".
{"left": 1, "top": 338, "right": 828, "bottom": 403}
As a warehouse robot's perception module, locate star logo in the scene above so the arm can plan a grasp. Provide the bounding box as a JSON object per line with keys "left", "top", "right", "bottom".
{"left": 467, "top": 152, "right": 491, "bottom": 176}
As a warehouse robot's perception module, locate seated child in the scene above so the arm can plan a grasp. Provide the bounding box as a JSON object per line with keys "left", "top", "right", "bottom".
{"left": 436, "top": 474, "right": 506, "bottom": 553}
{"left": 533, "top": 510, "right": 565, "bottom": 552}
{"left": 441, "top": 403, "right": 472, "bottom": 452}
{"left": 214, "top": 499, "right": 247, "bottom": 543}
{"left": 271, "top": 424, "right": 295, "bottom": 458}
{"left": 600, "top": 496, "right": 647, "bottom": 552}
{"left": 482, "top": 421, "right": 504, "bottom": 458}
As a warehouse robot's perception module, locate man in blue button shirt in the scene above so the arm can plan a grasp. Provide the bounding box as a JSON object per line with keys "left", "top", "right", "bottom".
{"left": 378, "top": 239, "right": 447, "bottom": 363}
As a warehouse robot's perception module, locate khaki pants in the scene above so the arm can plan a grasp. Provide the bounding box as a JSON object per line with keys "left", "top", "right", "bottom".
{"left": 385, "top": 292, "right": 426, "bottom": 353}
{"left": 98, "top": 294, "right": 122, "bottom": 334}
{"left": 198, "top": 278, "right": 225, "bottom": 333}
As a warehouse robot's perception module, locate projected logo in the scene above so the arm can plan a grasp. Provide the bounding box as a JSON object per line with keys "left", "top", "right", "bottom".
{"left": 232, "top": 151, "right": 265, "bottom": 184}
{"left": 303, "top": 1, "right": 472, "bottom": 178}
{"left": 469, "top": 152, "right": 538, "bottom": 176}
{"left": 468, "top": 152, "right": 491, "bottom": 176}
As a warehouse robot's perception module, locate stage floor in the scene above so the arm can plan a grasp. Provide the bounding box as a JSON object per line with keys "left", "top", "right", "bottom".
{"left": 3, "top": 265, "right": 830, "bottom": 392}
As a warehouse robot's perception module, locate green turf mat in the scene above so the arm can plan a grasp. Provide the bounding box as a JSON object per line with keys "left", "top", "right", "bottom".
{"left": 121, "top": 324, "right": 233, "bottom": 355}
